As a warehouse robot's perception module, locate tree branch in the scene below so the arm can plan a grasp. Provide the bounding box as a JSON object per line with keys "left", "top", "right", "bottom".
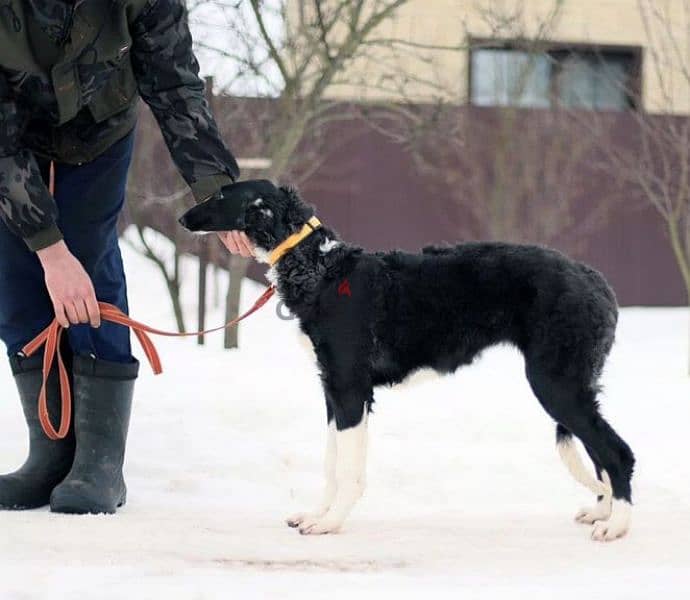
{"left": 249, "top": 0, "right": 291, "bottom": 86}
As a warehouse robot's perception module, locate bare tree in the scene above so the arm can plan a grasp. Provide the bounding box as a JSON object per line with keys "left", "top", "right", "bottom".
{"left": 125, "top": 120, "right": 192, "bottom": 333}
{"left": 407, "top": 107, "right": 618, "bottom": 252}
{"left": 186, "top": 0, "right": 419, "bottom": 347}
{"left": 189, "top": 0, "right": 427, "bottom": 179}
{"left": 126, "top": 0, "right": 624, "bottom": 346}
{"left": 588, "top": 0, "right": 690, "bottom": 372}
{"left": 599, "top": 116, "right": 690, "bottom": 303}
{"left": 636, "top": 0, "right": 690, "bottom": 303}
{"left": 357, "top": 0, "right": 621, "bottom": 253}
{"left": 187, "top": 0, "right": 614, "bottom": 348}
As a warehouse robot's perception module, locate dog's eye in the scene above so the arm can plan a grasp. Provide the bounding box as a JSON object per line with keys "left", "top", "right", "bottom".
{"left": 259, "top": 208, "right": 273, "bottom": 219}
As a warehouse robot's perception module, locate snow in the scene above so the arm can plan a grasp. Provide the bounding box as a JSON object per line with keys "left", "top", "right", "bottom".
{"left": 1, "top": 230, "right": 689, "bottom": 599}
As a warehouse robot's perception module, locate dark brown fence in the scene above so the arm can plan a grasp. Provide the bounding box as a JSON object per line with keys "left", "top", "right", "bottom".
{"left": 126, "top": 97, "right": 687, "bottom": 307}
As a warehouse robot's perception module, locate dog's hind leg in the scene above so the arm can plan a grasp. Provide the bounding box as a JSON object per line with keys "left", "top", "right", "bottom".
{"left": 286, "top": 414, "right": 337, "bottom": 528}
{"left": 575, "top": 444, "right": 614, "bottom": 525}
{"left": 528, "top": 365, "right": 635, "bottom": 541}
{"left": 570, "top": 413, "right": 634, "bottom": 542}
{"left": 556, "top": 425, "right": 613, "bottom": 524}
{"left": 298, "top": 398, "right": 369, "bottom": 535}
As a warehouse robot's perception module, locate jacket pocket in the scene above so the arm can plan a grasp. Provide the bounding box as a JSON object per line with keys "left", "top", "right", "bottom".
{"left": 85, "top": 57, "right": 138, "bottom": 123}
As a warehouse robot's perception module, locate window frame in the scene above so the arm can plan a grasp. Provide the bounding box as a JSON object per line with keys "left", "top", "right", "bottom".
{"left": 467, "top": 38, "right": 644, "bottom": 111}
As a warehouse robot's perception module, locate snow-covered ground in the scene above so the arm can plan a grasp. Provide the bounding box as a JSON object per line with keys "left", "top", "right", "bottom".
{"left": 1, "top": 232, "right": 689, "bottom": 599}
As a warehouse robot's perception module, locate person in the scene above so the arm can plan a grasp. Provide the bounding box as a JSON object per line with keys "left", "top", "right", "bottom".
{"left": 0, "top": 0, "right": 253, "bottom": 514}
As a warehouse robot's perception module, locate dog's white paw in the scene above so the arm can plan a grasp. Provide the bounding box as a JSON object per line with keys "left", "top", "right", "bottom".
{"left": 590, "top": 499, "right": 631, "bottom": 542}
{"left": 297, "top": 517, "right": 343, "bottom": 535}
{"left": 591, "top": 520, "right": 628, "bottom": 542}
{"left": 286, "top": 511, "right": 326, "bottom": 528}
{"left": 575, "top": 498, "right": 612, "bottom": 524}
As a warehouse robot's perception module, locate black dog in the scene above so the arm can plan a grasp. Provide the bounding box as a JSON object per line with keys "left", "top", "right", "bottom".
{"left": 179, "top": 179, "right": 635, "bottom": 541}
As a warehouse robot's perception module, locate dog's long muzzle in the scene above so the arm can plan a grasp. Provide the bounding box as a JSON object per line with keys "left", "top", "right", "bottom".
{"left": 178, "top": 193, "right": 247, "bottom": 232}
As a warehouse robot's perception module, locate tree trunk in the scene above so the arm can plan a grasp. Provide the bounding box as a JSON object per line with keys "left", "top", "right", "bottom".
{"left": 212, "top": 264, "right": 221, "bottom": 309}
{"left": 132, "top": 227, "right": 187, "bottom": 333}
{"left": 166, "top": 279, "right": 186, "bottom": 334}
{"left": 666, "top": 219, "right": 690, "bottom": 375}
{"left": 266, "top": 109, "right": 311, "bottom": 181}
{"left": 667, "top": 219, "right": 690, "bottom": 297}
{"left": 197, "top": 236, "right": 208, "bottom": 345}
{"left": 224, "top": 255, "right": 250, "bottom": 349}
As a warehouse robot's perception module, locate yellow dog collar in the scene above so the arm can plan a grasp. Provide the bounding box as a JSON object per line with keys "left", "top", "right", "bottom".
{"left": 268, "top": 217, "right": 322, "bottom": 266}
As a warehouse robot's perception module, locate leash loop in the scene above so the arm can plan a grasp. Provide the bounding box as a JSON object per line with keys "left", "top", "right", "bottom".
{"left": 22, "top": 286, "right": 276, "bottom": 439}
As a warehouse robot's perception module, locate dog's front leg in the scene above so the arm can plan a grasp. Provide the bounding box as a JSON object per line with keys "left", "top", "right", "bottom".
{"left": 286, "top": 417, "right": 337, "bottom": 528}
{"left": 298, "top": 401, "right": 368, "bottom": 535}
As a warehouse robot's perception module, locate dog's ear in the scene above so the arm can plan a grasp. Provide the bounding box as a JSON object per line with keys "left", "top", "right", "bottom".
{"left": 280, "top": 185, "right": 314, "bottom": 233}
{"left": 223, "top": 179, "right": 279, "bottom": 204}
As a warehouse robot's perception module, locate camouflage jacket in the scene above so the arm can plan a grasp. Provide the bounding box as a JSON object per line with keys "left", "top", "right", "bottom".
{"left": 0, "top": 0, "right": 239, "bottom": 251}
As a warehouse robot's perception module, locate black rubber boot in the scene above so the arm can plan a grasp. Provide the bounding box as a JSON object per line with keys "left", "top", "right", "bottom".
{"left": 50, "top": 355, "right": 139, "bottom": 515}
{"left": 0, "top": 354, "right": 76, "bottom": 510}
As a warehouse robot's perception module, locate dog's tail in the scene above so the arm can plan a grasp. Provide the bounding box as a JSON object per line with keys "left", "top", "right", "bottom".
{"left": 556, "top": 425, "right": 612, "bottom": 497}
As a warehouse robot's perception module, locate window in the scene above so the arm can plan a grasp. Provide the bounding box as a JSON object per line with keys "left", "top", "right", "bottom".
{"left": 471, "top": 49, "right": 552, "bottom": 108}
{"left": 470, "top": 43, "right": 639, "bottom": 111}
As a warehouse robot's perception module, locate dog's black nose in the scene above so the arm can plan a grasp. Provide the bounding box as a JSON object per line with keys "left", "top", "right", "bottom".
{"left": 178, "top": 215, "right": 188, "bottom": 227}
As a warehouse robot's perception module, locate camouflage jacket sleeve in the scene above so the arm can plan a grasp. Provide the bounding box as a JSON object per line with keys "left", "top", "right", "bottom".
{"left": 0, "top": 72, "right": 62, "bottom": 251}
{"left": 130, "top": 0, "right": 240, "bottom": 202}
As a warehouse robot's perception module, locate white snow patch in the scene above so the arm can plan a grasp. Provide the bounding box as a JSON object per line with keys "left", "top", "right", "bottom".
{"left": 1, "top": 228, "right": 689, "bottom": 598}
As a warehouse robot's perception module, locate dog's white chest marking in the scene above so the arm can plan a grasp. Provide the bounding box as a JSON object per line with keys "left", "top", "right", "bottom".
{"left": 253, "top": 247, "right": 270, "bottom": 264}
{"left": 251, "top": 247, "right": 278, "bottom": 283}
{"left": 265, "top": 265, "right": 278, "bottom": 284}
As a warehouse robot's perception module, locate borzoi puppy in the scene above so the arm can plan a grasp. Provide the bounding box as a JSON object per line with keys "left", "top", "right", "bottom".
{"left": 179, "top": 179, "right": 635, "bottom": 542}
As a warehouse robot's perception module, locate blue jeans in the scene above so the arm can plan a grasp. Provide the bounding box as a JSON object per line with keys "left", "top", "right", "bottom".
{"left": 0, "top": 131, "right": 135, "bottom": 362}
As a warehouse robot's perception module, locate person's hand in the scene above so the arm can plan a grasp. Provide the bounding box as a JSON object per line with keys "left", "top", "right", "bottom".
{"left": 36, "top": 241, "right": 101, "bottom": 328}
{"left": 217, "top": 231, "right": 254, "bottom": 258}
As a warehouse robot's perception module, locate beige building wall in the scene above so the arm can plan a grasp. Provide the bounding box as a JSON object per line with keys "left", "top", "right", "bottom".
{"left": 321, "top": 0, "right": 690, "bottom": 114}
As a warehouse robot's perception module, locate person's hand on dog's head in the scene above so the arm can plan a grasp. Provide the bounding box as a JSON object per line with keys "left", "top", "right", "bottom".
{"left": 213, "top": 181, "right": 254, "bottom": 258}
{"left": 180, "top": 179, "right": 279, "bottom": 259}
{"left": 217, "top": 230, "right": 254, "bottom": 258}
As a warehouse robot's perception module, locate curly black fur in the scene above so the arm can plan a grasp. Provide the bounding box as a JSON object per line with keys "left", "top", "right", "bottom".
{"left": 179, "top": 180, "right": 635, "bottom": 506}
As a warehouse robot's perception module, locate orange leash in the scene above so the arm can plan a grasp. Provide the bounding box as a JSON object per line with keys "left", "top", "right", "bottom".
{"left": 22, "top": 286, "right": 276, "bottom": 440}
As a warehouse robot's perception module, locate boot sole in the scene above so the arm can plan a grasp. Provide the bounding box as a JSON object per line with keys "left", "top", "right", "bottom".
{"left": 0, "top": 501, "right": 50, "bottom": 511}
{"left": 50, "top": 491, "right": 127, "bottom": 515}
